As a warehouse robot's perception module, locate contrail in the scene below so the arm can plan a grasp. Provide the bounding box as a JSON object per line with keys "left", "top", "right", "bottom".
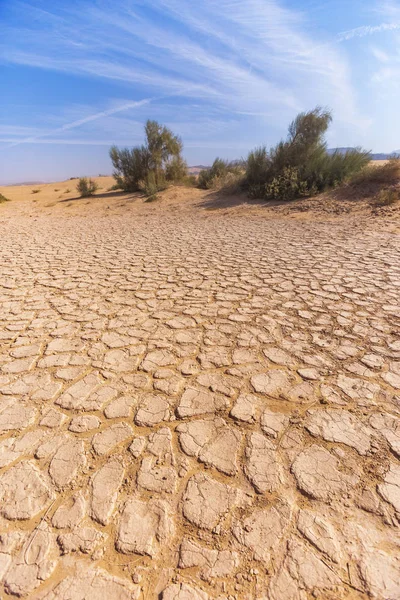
{"left": 6, "top": 97, "right": 153, "bottom": 148}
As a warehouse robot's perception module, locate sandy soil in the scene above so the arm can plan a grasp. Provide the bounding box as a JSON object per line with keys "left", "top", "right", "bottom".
{"left": 0, "top": 179, "right": 399, "bottom": 599}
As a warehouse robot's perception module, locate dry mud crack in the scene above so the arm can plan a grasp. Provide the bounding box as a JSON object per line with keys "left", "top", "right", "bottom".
{"left": 0, "top": 204, "right": 400, "bottom": 599}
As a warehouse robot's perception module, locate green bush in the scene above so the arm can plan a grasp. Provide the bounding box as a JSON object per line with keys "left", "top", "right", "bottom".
{"left": 138, "top": 170, "right": 167, "bottom": 196}
{"left": 0, "top": 193, "right": 10, "bottom": 203}
{"left": 31, "top": 189, "right": 41, "bottom": 194}
{"left": 245, "top": 107, "right": 371, "bottom": 201}
{"left": 76, "top": 177, "right": 98, "bottom": 198}
{"left": 165, "top": 155, "right": 188, "bottom": 182}
{"left": 110, "top": 120, "right": 186, "bottom": 195}
{"left": 198, "top": 158, "right": 244, "bottom": 190}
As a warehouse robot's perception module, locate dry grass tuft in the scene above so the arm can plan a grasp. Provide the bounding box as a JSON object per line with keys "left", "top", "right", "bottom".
{"left": 349, "top": 158, "right": 400, "bottom": 187}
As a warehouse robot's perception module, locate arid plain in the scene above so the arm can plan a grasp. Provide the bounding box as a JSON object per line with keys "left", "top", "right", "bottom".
{"left": 0, "top": 178, "right": 399, "bottom": 599}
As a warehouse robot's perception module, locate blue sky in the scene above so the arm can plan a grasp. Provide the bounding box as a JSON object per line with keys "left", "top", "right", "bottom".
{"left": 1, "top": 0, "right": 399, "bottom": 184}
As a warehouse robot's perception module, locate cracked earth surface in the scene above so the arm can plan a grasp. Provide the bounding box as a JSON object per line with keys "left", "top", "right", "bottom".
{"left": 0, "top": 195, "right": 400, "bottom": 599}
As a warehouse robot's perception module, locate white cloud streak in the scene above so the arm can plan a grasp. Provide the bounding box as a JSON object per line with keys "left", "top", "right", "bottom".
{"left": 337, "top": 22, "right": 400, "bottom": 41}
{"left": 6, "top": 99, "right": 153, "bottom": 148}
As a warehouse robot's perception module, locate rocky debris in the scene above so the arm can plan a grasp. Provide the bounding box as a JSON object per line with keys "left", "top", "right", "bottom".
{"left": 233, "top": 501, "right": 291, "bottom": 563}
{"left": 370, "top": 412, "right": 400, "bottom": 457}
{"left": 161, "top": 583, "right": 209, "bottom": 600}
{"left": 305, "top": 409, "right": 372, "bottom": 455}
{"left": 177, "top": 417, "right": 241, "bottom": 475}
{"left": 244, "top": 432, "right": 283, "bottom": 493}
{"left": 116, "top": 497, "right": 173, "bottom": 557}
{"left": 92, "top": 423, "right": 133, "bottom": 455}
{"left": 52, "top": 493, "right": 86, "bottom": 529}
{"left": 179, "top": 538, "right": 239, "bottom": 579}
{"left": 137, "top": 457, "right": 177, "bottom": 493}
{"left": 177, "top": 387, "right": 228, "bottom": 418}
{"left": 182, "top": 473, "right": 240, "bottom": 530}
{"left": 90, "top": 459, "right": 124, "bottom": 525}
{"left": 291, "top": 444, "right": 359, "bottom": 502}
{"left": 135, "top": 394, "right": 171, "bottom": 426}
{"left": 49, "top": 438, "right": 86, "bottom": 487}
{"left": 297, "top": 509, "right": 341, "bottom": 562}
{"left": 377, "top": 463, "right": 400, "bottom": 512}
{"left": 69, "top": 415, "right": 101, "bottom": 433}
{"left": 0, "top": 461, "right": 54, "bottom": 520}
{"left": 0, "top": 400, "right": 36, "bottom": 433}
{"left": 260, "top": 409, "right": 289, "bottom": 438}
{"left": 39, "top": 560, "right": 140, "bottom": 599}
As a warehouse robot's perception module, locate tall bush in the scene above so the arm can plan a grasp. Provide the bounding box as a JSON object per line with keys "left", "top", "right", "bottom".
{"left": 245, "top": 107, "right": 371, "bottom": 200}
{"left": 110, "top": 120, "right": 187, "bottom": 193}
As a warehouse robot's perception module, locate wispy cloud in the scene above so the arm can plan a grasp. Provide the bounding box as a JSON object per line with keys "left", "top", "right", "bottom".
{"left": 6, "top": 99, "right": 153, "bottom": 148}
{"left": 0, "top": 0, "right": 365, "bottom": 139}
{"left": 337, "top": 22, "right": 400, "bottom": 41}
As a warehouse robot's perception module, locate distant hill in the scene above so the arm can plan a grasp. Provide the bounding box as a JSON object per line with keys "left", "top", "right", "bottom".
{"left": 6, "top": 180, "right": 46, "bottom": 187}
{"left": 188, "top": 165, "right": 209, "bottom": 175}
{"left": 328, "top": 148, "right": 397, "bottom": 160}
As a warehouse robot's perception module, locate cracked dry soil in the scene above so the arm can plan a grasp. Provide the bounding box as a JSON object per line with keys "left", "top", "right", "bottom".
{"left": 0, "top": 188, "right": 400, "bottom": 600}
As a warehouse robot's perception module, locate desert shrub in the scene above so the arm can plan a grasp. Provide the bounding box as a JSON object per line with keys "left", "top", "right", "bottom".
{"left": 264, "top": 167, "right": 312, "bottom": 201}
{"left": 198, "top": 158, "right": 244, "bottom": 190}
{"left": 0, "top": 193, "right": 10, "bottom": 203}
{"left": 246, "top": 147, "right": 271, "bottom": 187}
{"left": 31, "top": 189, "right": 40, "bottom": 194}
{"left": 373, "top": 187, "right": 400, "bottom": 207}
{"left": 65, "top": 188, "right": 71, "bottom": 194}
{"left": 108, "top": 183, "right": 123, "bottom": 191}
{"left": 165, "top": 156, "right": 188, "bottom": 182}
{"left": 138, "top": 170, "right": 167, "bottom": 196}
{"left": 76, "top": 177, "right": 98, "bottom": 198}
{"left": 349, "top": 158, "right": 400, "bottom": 186}
{"left": 245, "top": 107, "right": 370, "bottom": 200}
{"left": 110, "top": 120, "right": 185, "bottom": 195}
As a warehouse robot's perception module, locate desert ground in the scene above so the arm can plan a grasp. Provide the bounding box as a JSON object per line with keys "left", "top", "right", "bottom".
{"left": 0, "top": 178, "right": 399, "bottom": 599}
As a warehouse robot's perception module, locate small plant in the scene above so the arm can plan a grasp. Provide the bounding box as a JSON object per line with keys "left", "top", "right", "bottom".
{"left": 65, "top": 188, "right": 71, "bottom": 194}
{"left": 145, "top": 193, "right": 159, "bottom": 202}
{"left": 373, "top": 188, "right": 400, "bottom": 207}
{"left": 0, "top": 193, "right": 10, "bottom": 203}
{"left": 54, "top": 188, "right": 59, "bottom": 192}
{"left": 31, "top": 189, "right": 41, "bottom": 194}
{"left": 108, "top": 183, "right": 123, "bottom": 191}
{"left": 76, "top": 177, "right": 98, "bottom": 198}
